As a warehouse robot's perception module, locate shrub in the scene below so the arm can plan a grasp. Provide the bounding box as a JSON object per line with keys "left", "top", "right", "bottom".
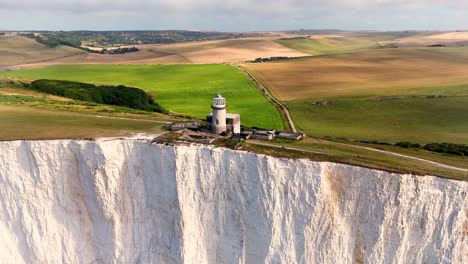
{"left": 423, "top": 143, "right": 468, "bottom": 156}
{"left": 395, "top": 142, "right": 422, "bottom": 149}
{"left": 29, "top": 79, "right": 164, "bottom": 112}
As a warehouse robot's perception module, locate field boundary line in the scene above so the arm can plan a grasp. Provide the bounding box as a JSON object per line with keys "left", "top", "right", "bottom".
{"left": 237, "top": 65, "right": 297, "bottom": 132}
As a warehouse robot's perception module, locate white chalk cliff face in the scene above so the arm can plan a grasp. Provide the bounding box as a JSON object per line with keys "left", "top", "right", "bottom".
{"left": 0, "top": 139, "right": 466, "bottom": 263}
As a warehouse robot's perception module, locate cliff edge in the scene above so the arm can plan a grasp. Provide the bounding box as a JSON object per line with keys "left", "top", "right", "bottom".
{"left": 0, "top": 139, "right": 466, "bottom": 263}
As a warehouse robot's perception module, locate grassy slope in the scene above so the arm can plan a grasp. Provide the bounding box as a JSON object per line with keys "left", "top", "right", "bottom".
{"left": 0, "top": 105, "right": 164, "bottom": 140}
{"left": 0, "top": 35, "right": 85, "bottom": 67}
{"left": 0, "top": 81, "right": 177, "bottom": 140}
{"left": 0, "top": 64, "right": 284, "bottom": 129}
{"left": 245, "top": 48, "right": 468, "bottom": 143}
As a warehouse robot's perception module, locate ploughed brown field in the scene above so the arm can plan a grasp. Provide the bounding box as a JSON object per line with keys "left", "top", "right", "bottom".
{"left": 142, "top": 37, "right": 308, "bottom": 63}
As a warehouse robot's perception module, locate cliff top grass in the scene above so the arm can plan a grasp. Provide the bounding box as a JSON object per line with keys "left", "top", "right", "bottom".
{"left": 0, "top": 82, "right": 181, "bottom": 140}
{"left": 149, "top": 130, "right": 467, "bottom": 181}
{"left": 0, "top": 105, "right": 166, "bottom": 140}
{"left": 241, "top": 138, "right": 468, "bottom": 181}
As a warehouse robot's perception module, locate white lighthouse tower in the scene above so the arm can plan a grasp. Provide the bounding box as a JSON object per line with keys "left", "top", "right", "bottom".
{"left": 211, "top": 93, "right": 227, "bottom": 134}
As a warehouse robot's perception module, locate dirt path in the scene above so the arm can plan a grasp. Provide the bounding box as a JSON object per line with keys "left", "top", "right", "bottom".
{"left": 237, "top": 65, "right": 297, "bottom": 132}
{"left": 249, "top": 140, "right": 468, "bottom": 173}
{"left": 92, "top": 115, "right": 172, "bottom": 124}
{"left": 334, "top": 142, "right": 468, "bottom": 172}
{"left": 248, "top": 141, "right": 330, "bottom": 155}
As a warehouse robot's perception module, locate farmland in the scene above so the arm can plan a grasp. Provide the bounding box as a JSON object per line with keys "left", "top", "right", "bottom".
{"left": 2, "top": 34, "right": 307, "bottom": 69}
{"left": 245, "top": 47, "right": 468, "bottom": 143}
{"left": 0, "top": 64, "right": 284, "bottom": 129}
{"left": 275, "top": 35, "right": 380, "bottom": 55}
{"left": 274, "top": 32, "right": 420, "bottom": 55}
{"left": 288, "top": 94, "right": 468, "bottom": 144}
{"left": 245, "top": 48, "right": 468, "bottom": 100}
{"left": 0, "top": 35, "right": 85, "bottom": 68}
{"left": 146, "top": 37, "right": 308, "bottom": 63}
{"left": 274, "top": 31, "right": 466, "bottom": 55}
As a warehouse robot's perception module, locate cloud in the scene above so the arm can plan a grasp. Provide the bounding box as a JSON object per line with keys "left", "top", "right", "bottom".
{"left": 0, "top": 0, "right": 467, "bottom": 30}
{"left": 1, "top": 0, "right": 465, "bottom": 14}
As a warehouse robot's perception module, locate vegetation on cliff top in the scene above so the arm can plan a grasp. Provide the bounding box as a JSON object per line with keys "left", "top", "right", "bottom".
{"left": 30, "top": 79, "right": 164, "bottom": 112}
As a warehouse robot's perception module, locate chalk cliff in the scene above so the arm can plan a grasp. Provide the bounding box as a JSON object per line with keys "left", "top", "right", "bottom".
{"left": 0, "top": 139, "right": 466, "bottom": 263}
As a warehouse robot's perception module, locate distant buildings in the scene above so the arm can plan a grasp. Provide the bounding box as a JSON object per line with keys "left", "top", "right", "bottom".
{"left": 206, "top": 94, "right": 241, "bottom": 134}
{"left": 166, "top": 122, "right": 200, "bottom": 131}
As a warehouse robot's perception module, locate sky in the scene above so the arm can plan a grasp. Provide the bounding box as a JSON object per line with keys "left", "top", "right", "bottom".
{"left": 1, "top": 0, "right": 467, "bottom": 31}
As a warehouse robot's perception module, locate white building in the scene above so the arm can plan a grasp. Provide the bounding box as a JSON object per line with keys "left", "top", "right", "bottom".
{"left": 206, "top": 94, "right": 241, "bottom": 134}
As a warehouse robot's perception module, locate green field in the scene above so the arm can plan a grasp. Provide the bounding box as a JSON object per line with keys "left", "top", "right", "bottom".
{"left": 288, "top": 93, "right": 468, "bottom": 144}
{"left": 274, "top": 32, "right": 421, "bottom": 55}
{"left": 0, "top": 64, "right": 284, "bottom": 129}
{"left": 276, "top": 37, "right": 380, "bottom": 55}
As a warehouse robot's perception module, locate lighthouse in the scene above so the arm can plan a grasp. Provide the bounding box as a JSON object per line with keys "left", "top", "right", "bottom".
{"left": 211, "top": 94, "right": 227, "bottom": 134}
{"left": 206, "top": 94, "right": 241, "bottom": 134}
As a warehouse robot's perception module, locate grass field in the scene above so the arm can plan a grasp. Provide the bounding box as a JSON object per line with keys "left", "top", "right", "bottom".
{"left": 245, "top": 48, "right": 468, "bottom": 143}
{"left": 288, "top": 94, "right": 468, "bottom": 144}
{"left": 274, "top": 32, "right": 428, "bottom": 55}
{"left": 0, "top": 64, "right": 284, "bottom": 129}
{"left": 275, "top": 36, "right": 380, "bottom": 55}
